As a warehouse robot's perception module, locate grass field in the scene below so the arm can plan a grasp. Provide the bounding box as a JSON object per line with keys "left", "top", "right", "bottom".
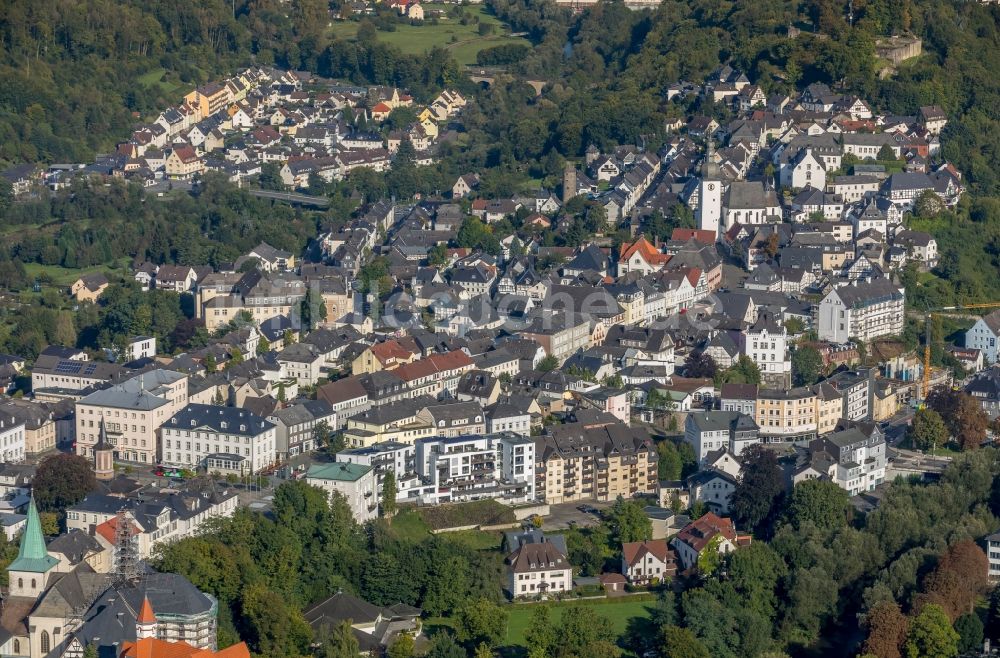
{"left": 328, "top": 5, "right": 530, "bottom": 67}
{"left": 388, "top": 509, "right": 502, "bottom": 550}
{"left": 137, "top": 68, "right": 190, "bottom": 97}
{"left": 23, "top": 262, "right": 123, "bottom": 287}
{"left": 505, "top": 597, "right": 656, "bottom": 646}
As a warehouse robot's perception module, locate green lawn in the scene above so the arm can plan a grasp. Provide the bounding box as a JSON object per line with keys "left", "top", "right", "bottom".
{"left": 388, "top": 510, "right": 501, "bottom": 550}
{"left": 389, "top": 509, "right": 432, "bottom": 541}
{"left": 505, "top": 597, "right": 656, "bottom": 647}
{"left": 328, "top": 5, "right": 531, "bottom": 67}
{"left": 137, "top": 67, "right": 190, "bottom": 97}
{"left": 23, "top": 262, "right": 125, "bottom": 287}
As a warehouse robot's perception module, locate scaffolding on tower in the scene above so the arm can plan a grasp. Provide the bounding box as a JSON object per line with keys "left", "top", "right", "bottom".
{"left": 112, "top": 511, "right": 142, "bottom": 587}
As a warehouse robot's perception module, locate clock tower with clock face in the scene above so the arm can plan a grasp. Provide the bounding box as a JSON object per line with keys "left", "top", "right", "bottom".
{"left": 697, "top": 139, "right": 722, "bottom": 238}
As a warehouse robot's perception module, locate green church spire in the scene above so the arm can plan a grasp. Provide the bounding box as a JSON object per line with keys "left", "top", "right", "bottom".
{"left": 8, "top": 497, "right": 58, "bottom": 573}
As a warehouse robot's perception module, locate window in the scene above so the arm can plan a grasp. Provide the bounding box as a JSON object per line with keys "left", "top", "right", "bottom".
{"left": 41, "top": 631, "right": 50, "bottom": 653}
{"left": 17, "top": 578, "right": 22, "bottom": 589}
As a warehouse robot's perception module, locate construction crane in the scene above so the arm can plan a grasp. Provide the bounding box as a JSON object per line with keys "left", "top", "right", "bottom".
{"left": 922, "top": 302, "right": 1000, "bottom": 401}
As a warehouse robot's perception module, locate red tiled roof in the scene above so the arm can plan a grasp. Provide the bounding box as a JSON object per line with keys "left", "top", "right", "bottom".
{"left": 95, "top": 515, "right": 141, "bottom": 545}
{"left": 370, "top": 340, "right": 414, "bottom": 365}
{"left": 670, "top": 229, "right": 716, "bottom": 245}
{"left": 372, "top": 102, "right": 393, "bottom": 113}
{"left": 619, "top": 236, "right": 670, "bottom": 265}
{"left": 121, "top": 638, "right": 252, "bottom": 657}
{"left": 317, "top": 375, "right": 368, "bottom": 405}
{"left": 621, "top": 539, "right": 676, "bottom": 568}
{"left": 674, "top": 513, "right": 738, "bottom": 553}
{"left": 394, "top": 349, "right": 473, "bottom": 382}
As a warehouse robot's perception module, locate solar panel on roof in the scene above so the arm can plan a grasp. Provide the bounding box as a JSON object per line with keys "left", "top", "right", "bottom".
{"left": 55, "top": 361, "right": 83, "bottom": 374}
{"left": 84, "top": 364, "right": 98, "bottom": 375}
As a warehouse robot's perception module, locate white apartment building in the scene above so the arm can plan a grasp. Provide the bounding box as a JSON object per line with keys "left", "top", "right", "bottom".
{"left": 684, "top": 411, "right": 759, "bottom": 463}
{"left": 742, "top": 313, "right": 790, "bottom": 377}
{"left": 305, "top": 461, "right": 378, "bottom": 522}
{"left": 161, "top": 403, "right": 276, "bottom": 474}
{"left": 409, "top": 433, "right": 536, "bottom": 505}
{"left": 0, "top": 415, "right": 26, "bottom": 464}
{"left": 818, "top": 279, "right": 905, "bottom": 344}
{"left": 505, "top": 531, "right": 573, "bottom": 599}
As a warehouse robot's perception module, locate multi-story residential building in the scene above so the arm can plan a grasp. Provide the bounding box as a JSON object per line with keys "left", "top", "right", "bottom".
{"left": 965, "top": 310, "right": 1000, "bottom": 365}
{"left": 393, "top": 349, "right": 476, "bottom": 398}
{"left": 534, "top": 423, "right": 657, "bottom": 504}
{"left": 75, "top": 370, "right": 189, "bottom": 465}
{"left": 987, "top": 531, "right": 1000, "bottom": 582}
{"left": 317, "top": 375, "right": 372, "bottom": 429}
{"left": 276, "top": 342, "right": 326, "bottom": 385}
{"left": 686, "top": 467, "right": 738, "bottom": 513}
{"left": 337, "top": 441, "right": 415, "bottom": 498}
{"left": 966, "top": 366, "right": 1000, "bottom": 420}
{"left": 66, "top": 481, "right": 239, "bottom": 558}
{"left": 343, "top": 396, "right": 437, "bottom": 448}
{"left": 621, "top": 539, "right": 678, "bottom": 584}
{"left": 518, "top": 312, "right": 592, "bottom": 363}
{"left": 184, "top": 82, "right": 233, "bottom": 119}
{"left": 352, "top": 340, "right": 419, "bottom": 375}
{"left": 817, "top": 278, "right": 905, "bottom": 343}
{"left": 813, "top": 382, "right": 843, "bottom": 436}
{"left": 574, "top": 387, "right": 630, "bottom": 425}
{"left": 198, "top": 270, "right": 307, "bottom": 332}
{"left": 741, "top": 312, "right": 790, "bottom": 384}
{"left": 829, "top": 175, "right": 881, "bottom": 203}
{"left": 486, "top": 399, "right": 532, "bottom": 436}
{"left": 806, "top": 424, "right": 887, "bottom": 495}
{"left": 824, "top": 369, "right": 875, "bottom": 421}
{"left": 305, "top": 462, "right": 378, "bottom": 522}
{"left": 419, "top": 401, "right": 486, "bottom": 438}
{"left": 754, "top": 387, "right": 818, "bottom": 444}
{"left": 409, "top": 433, "right": 535, "bottom": 504}
{"left": 684, "top": 411, "right": 759, "bottom": 463}
{"left": 504, "top": 529, "right": 572, "bottom": 599}
{"left": 161, "top": 404, "right": 277, "bottom": 474}
{"left": 0, "top": 414, "right": 26, "bottom": 464}
{"left": 719, "top": 383, "right": 758, "bottom": 416}
{"left": 268, "top": 399, "right": 337, "bottom": 460}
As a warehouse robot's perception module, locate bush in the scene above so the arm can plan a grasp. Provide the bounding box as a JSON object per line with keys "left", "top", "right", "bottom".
{"left": 475, "top": 43, "right": 531, "bottom": 66}
{"left": 416, "top": 500, "right": 516, "bottom": 529}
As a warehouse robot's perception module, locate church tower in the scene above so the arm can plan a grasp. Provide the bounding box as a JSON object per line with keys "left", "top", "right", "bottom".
{"left": 697, "top": 139, "right": 722, "bottom": 238}
{"left": 7, "top": 497, "right": 58, "bottom": 600}
{"left": 136, "top": 595, "right": 157, "bottom": 639}
{"left": 93, "top": 418, "right": 114, "bottom": 481}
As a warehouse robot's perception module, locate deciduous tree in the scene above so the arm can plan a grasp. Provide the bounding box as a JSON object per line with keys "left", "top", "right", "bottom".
{"left": 786, "top": 479, "right": 851, "bottom": 530}
{"left": 730, "top": 444, "right": 784, "bottom": 532}
{"left": 33, "top": 453, "right": 97, "bottom": 512}
{"left": 909, "top": 408, "right": 949, "bottom": 452}
{"left": 904, "top": 604, "right": 958, "bottom": 658}
{"left": 604, "top": 497, "right": 652, "bottom": 544}
{"left": 661, "top": 626, "right": 710, "bottom": 658}
{"left": 455, "top": 598, "right": 507, "bottom": 649}
{"left": 862, "top": 601, "right": 908, "bottom": 658}
{"left": 791, "top": 346, "right": 823, "bottom": 386}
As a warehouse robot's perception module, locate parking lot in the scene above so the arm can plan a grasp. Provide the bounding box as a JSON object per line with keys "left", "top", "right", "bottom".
{"left": 541, "top": 500, "right": 617, "bottom": 530}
